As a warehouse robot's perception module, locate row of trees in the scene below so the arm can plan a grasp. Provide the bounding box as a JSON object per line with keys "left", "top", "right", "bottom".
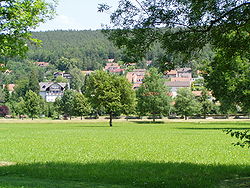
{"left": 1, "top": 68, "right": 221, "bottom": 126}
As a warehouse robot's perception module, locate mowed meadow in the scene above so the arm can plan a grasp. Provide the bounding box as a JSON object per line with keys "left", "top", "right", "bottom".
{"left": 0, "top": 120, "right": 249, "bottom": 187}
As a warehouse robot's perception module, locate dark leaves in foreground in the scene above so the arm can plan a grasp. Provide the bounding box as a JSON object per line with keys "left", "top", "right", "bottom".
{"left": 224, "top": 129, "right": 250, "bottom": 148}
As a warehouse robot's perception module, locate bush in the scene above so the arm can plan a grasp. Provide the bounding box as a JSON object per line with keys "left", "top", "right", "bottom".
{"left": 0, "top": 105, "right": 9, "bottom": 117}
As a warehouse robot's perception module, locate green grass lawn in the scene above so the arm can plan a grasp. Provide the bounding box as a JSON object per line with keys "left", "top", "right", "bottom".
{"left": 0, "top": 120, "right": 249, "bottom": 187}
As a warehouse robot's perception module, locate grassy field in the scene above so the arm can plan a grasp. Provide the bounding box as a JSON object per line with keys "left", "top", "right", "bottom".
{"left": 0, "top": 120, "right": 249, "bottom": 187}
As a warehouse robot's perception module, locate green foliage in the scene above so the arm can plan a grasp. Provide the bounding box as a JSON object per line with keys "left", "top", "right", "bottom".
{"left": 69, "top": 68, "right": 85, "bottom": 92}
{"left": 27, "top": 69, "right": 40, "bottom": 94}
{"left": 59, "top": 90, "right": 76, "bottom": 119}
{"left": 0, "top": 0, "right": 56, "bottom": 57}
{"left": 136, "top": 68, "right": 171, "bottom": 121}
{"left": 224, "top": 129, "right": 250, "bottom": 148}
{"left": 84, "top": 71, "right": 136, "bottom": 126}
{"left": 204, "top": 50, "right": 250, "bottom": 113}
{"left": 174, "top": 88, "right": 201, "bottom": 119}
{"left": 197, "top": 89, "right": 214, "bottom": 118}
{"left": 15, "top": 97, "right": 26, "bottom": 118}
{"left": 24, "top": 90, "right": 43, "bottom": 119}
{"left": 53, "top": 97, "right": 62, "bottom": 119}
{"left": 73, "top": 92, "right": 92, "bottom": 120}
{"left": 29, "top": 30, "right": 121, "bottom": 70}
{"left": 55, "top": 76, "right": 68, "bottom": 83}
{"left": 101, "top": 0, "right": 249, "bottom": 59}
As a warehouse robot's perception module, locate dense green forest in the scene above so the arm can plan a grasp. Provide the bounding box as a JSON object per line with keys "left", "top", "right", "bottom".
{"left": 28, "top": 30, "right": 122, "bottom": 70}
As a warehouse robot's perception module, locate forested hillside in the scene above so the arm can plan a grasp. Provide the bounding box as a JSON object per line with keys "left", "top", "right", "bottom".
{"left": 28, "top": 30, "right": 122, "bottom": 70}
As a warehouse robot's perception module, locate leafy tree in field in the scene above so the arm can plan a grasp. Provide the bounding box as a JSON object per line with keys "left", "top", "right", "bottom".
{"left": 25, "top": 90, "right": 43, "bottom": 120}
{"left": 69, "top": 68, "right": 85, "bottom": 92}
{"left": 73, "top": 92, "right": 92, "bottom": 120}
{"left": 0, "top": 0, "right": 56, "bottom": 57}
{"left": 84, "top": 71, "right": 136, "bottom": 127}
{"left": 174, "top": 88, "right": 200, "bottom": 120}
{"left": 137, "top": 68, "right": 171, "bottom": 122}
{"left": 60, "top": 90, "right": 76, "bottom": 120}
{"left": 197, "top": 89, "right": 214, "bottom": 119}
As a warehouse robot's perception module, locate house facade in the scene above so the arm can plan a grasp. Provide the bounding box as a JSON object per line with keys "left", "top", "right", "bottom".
{"left": 126, "top": 69, "right": 146, "bottom": 89}
{"left": 39, "top": 82, "right": 68, "bottom": 102}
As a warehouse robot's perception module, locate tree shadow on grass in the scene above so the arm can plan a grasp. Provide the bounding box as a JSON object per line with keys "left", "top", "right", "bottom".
{"left": 131, "top": 121, "right": 165, "bottom": 124}
{"left": 0, "top": 160, "right": 249, "bottom": 188}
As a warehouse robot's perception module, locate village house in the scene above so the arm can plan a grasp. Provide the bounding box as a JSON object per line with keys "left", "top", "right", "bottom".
{"left": 126, "top": 69, "right": 146, "bottom": 89}
{"left": 165, "top": 80, "right": 192, "bottom": 97}
{"left": 104, "top": 62, "right": 124, "bottom": 74}
{"left": 39, "top": 82, "right": 68, "bottom": 102}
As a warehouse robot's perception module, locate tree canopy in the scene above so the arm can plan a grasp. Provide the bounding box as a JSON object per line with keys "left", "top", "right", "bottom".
{"left": 136, "top": 68, "right": 171, "bottom": 122}
{"left": 0, "top": 0, "right": 56, "bottom": 57}
{"left": 84, "top": 71, "right": 136, "bottom": 126}
{"left": 100, "top": 0, "right": 249, "bottom": 60}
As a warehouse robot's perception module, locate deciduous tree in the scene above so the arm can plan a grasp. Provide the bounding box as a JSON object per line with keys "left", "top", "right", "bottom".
{"left": 25, "top": 90, "right": 43, "bottom": 120}
{"left": 174, "top": 88, "right": 200, "bottom": 120}
{"left": 136, "top": 68, "right": 171, "bottom": 122}
{"left": 84, "top": 71, "right": 136, "bottom": 127}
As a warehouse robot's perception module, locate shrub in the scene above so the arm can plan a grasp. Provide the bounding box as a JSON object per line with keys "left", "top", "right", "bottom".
{"left": 0, "top": 105, "right": 9, "bottom": 117}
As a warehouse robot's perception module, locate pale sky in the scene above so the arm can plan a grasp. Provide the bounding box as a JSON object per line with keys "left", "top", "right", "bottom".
{"left": 35, "top": 0, "right": 118, "bottom": 31}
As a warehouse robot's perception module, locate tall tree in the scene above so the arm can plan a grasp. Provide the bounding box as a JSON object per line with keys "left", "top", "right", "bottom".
{"left": 25, "top": 90, "right": 43, "bottom": 120}
{"left": 174, "top": 88, "right": 201, "bottom": 120}
{"left": 136, "top": 68, "right": 171, "bottom": 122}
{"left": 0, "top": 0, "right": 56, "bottom": 57}
{"left": 84, "top": 71, "right": 136, "bottom": 127}
{"left": 60, "top": 90, "right": 76, "bottom": 120}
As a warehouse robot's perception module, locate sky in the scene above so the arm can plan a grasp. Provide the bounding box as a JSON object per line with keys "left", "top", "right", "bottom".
{"left": 35, "top": 0, "right": 118, "bottom": 31}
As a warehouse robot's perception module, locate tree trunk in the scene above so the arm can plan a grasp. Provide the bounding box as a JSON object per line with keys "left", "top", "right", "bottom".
{"left": 204, "top": 113, "right": 207, "bottom": 119}
{"left": 70, "top": 115, "right": 71, "bottom": 120}
{"left": 81, "top": 116, "right": 82, "bottom": 120}
{"left": 109, "top": 113, "right": 113, "bottom": 127}
{"left": 152, "top": 112, "right": 156, "bottom": 122}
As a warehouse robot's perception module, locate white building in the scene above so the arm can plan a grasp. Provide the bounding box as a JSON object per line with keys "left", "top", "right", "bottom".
{"left": 39, "top": 82, "right": 68, "bottom": 102}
